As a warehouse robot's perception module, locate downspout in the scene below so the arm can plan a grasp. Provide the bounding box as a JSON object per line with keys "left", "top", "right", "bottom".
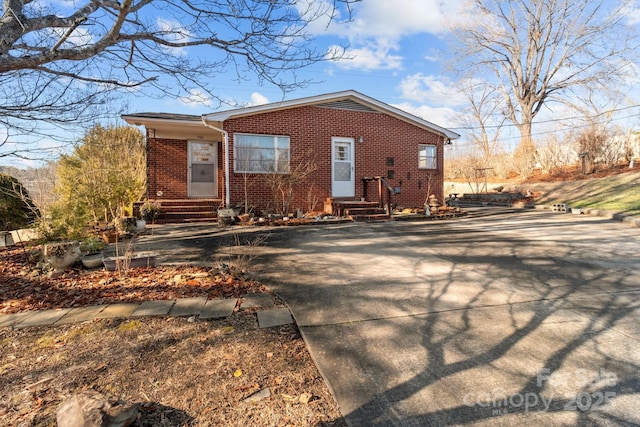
{"left": 201, "top": 117, "right": 230, "bottom": 208}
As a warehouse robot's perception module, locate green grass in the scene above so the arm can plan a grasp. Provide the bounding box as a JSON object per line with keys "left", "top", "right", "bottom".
{"left": 542, "top": 171, "right": 640, "bottom": 216}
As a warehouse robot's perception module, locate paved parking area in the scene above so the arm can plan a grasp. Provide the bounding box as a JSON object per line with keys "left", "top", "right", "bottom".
{"left": 249, "top": 208, "right": 640, "bottom": 426}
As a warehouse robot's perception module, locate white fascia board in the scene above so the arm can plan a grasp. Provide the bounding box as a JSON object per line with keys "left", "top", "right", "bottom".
{"left": 201, "top": 90, "right": 460, "bottom": 141}
{"left": 121, "top": 115, "right": 209, "bottom": 129}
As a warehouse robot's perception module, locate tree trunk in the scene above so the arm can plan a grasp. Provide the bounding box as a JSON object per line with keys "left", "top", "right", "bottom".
{"left": 514, "top": 121, "right": 537, "bottom": 178}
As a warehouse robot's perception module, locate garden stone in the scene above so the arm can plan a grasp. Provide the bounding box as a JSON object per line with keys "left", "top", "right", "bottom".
{"left": 57, "top": 390, "right": 138, "bottom": 427}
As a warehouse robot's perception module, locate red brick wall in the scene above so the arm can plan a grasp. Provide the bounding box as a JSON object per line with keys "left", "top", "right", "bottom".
{"left": 224, "top": 106, "right": 444, "bottom": 212}
{"left": 146, "top": 137, "right": 189, "bottom": 199}
{"left": 146, "top": 106, "right": 445, "bottom": 210}
{"left": 146, "top": 137, "right": 224, "bottom": 199}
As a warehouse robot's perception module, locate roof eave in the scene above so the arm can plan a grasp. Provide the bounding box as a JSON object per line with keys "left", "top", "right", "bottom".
{"left": 201, "top": 90, "right": 460, "bottom": 140}
{"left": 121, "top": 114, "right": 218, "bottom": 129}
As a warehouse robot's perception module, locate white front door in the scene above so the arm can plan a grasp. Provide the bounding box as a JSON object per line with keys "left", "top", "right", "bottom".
{"left": 331, "top": 137, "right": 355, "bottom": 198}
{"left": 188, "top": 141, "right": 217, "bottom": 198}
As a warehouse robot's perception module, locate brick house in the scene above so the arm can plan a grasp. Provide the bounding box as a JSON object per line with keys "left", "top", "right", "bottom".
{"left": 122, "top": 90, "right": 459, "bottom": 218}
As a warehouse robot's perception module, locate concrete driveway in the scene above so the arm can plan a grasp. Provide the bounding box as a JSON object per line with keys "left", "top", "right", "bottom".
{"left": 134, "top": 209, "right": 639, "bottom": 425}
{"left": 246, "top": 208, "right": 640, "bottom": 426}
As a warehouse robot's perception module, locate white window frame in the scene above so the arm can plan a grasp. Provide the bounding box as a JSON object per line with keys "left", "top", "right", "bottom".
{"left": 234, "top": 133, "right": 290, "bottom": 174}
{"left": 418, "top": 144, "right": 437, "bottom": 169}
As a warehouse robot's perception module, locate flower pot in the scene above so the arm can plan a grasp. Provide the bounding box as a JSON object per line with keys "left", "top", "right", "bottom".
{"left": 135, "top": 219, "right": 146, "bottom": 232}
{"left": 44, "top": 241, "right": 82, "bottom": 271}
{"left": 103, "top": 252, "right": 157, "bottom": 271}
{"left": 0, "top": 231, "right": 14, "bottom": 247}
{"left": 81, "top": 252, "right": 104, "bottom": 269}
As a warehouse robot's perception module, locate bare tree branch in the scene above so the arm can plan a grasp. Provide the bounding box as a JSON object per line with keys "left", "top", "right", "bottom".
{"left": 0, "top": 0, "right": 357, "bottom": 158}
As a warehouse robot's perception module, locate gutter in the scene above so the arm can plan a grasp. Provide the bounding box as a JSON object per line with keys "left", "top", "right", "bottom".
{"left": 201, "top": 117, "right": 230, "bottom": 208}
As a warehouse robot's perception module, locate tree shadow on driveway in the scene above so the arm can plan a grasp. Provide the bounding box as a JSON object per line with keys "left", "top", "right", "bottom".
{"left": 251, "top": 209, "right": 640, "bottom": 426}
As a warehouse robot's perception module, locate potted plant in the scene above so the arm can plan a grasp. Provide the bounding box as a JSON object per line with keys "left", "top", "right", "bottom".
{"left": 43, "top": 241, "right": 82, "bottom": 271}
{"left": 80, "top": 237, "right": 106, "bottom": 269}
{"left": 103, "top": 251, "right": 157, "bottom": 271}
{"left": 140, "top": 200, "right": 161, "bottom": 223}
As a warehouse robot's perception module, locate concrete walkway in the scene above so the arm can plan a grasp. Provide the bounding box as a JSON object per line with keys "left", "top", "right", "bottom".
{"left": 0, "top": 296, "right": 293, "bottom": 329}
{"left": 250, "top": 208, "right": 640, "bottom": 426}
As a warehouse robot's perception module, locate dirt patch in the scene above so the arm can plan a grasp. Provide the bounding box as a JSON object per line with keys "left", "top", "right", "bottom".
{"left": 0, "top": 317, "right": 345, "bottom": 426}
{"left": 0, "top": 246, "right": 346, "bottom": 426}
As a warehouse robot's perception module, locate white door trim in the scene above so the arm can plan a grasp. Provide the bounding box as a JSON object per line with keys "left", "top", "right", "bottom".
{"left": 331, "top": 137, "right": 355, "bottom": 198}
{"left": 188, "top": 141, "right": 217, "bottom": 198}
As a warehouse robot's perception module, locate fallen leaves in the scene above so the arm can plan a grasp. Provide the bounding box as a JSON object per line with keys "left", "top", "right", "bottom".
{"left": 281, "top": 392, "right": 315, "bottom": 404}
{"left": 0, "top": 246, "right": 267, "bottom": 314}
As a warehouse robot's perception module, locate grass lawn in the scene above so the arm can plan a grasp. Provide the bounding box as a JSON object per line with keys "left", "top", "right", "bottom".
{"left": 536, "top": 170, "right": 640, "bottom": 216}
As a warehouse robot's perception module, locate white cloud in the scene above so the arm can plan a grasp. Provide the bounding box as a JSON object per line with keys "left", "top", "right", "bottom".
{"left": 295, "top": 0, "right": 339, "bottom": 34}
{"left": 178, "top": 89, "right": 212, "bottom": 107}
{"left": 249, "top": 92, "right": 269, "bottom": 106}
{"left": 329, "top": 40, "right": 403, "bottom": 71}
{"left": 48, "top": 26, "right": 93, "bottom": 48}
{"left": 392, "top": 102, "right": 458, "bottom": 129}
{"left": 156, "top": 17, "right": 192, "bottom": 56}
{"left": 315, "top": 0, "right": 472, "bottom": 72}
{"left": 324, "top": 0, "right": 470, "bottom": 39}
{"left": 399, "top": 73, "right": 466, "bottom": 107}
{"left": 621, "top": 1, "right": 640, "bottom": 25}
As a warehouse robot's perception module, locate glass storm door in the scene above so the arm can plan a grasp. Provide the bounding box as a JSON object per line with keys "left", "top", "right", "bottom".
{"left": 331, "top": 137, "right": 355, "bottom": 198}
{"left": 188, "top": 141, "right": 217, "bottom": 198}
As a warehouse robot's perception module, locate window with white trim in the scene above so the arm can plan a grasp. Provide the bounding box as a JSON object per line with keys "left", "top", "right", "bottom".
{"left": 418, "top": 144, "right": 437, "bottom": 169}
{"left": 234, "top": 133, "right": 290, "bottom": 173}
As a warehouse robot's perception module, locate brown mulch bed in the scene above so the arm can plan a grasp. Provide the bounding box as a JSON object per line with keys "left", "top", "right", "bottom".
{"left": 0, "top": 245, "right": 265, "bottom": 315}
{"left": 0, "top": 244, "right": 346, "bottom": 426}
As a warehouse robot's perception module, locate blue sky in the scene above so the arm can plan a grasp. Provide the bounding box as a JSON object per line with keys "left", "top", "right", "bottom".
{"left": 132, "top": 0, "right": 470, "bottom": 130}
{"left": 3, "top": 0, "right": 640, "bottom": 167}
{"left": 130, "top": 0, "right": 640, "bottom": 153}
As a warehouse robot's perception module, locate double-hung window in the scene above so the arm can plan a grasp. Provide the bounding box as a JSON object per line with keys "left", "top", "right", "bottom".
{"left": 234, "top": 133, "right": 290, "bottom": 173}
{"left": 418, "top": 144, "right": 437, "bottom": 169}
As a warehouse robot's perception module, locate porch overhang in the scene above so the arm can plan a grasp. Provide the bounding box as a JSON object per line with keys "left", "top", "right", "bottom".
{"left": 121, "top": 113, "right": 223, "bottom": 141}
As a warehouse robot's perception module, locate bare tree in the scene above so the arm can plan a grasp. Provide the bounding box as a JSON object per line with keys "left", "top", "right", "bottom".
{"left": 0, "top": 0, "right": 356, "bottom": 158}
{"left": 451, "top": 0, "right": 637, "bottom": 157}
{"left": 458, "top": 79, "right": 506, "bottom": 163}
{"left": 535, "top": 133, "right": 576, "bottom": 175}
{"left": 264, "top": 149, "right": 317, "bottom": 216}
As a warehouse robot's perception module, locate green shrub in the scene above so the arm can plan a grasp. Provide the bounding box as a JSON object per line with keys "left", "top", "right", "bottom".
{"left": 0, "top": 174, "right": 38, "bottom": 231}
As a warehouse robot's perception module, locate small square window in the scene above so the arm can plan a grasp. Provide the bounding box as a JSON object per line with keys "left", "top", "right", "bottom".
{"left": 387, "top": 157, "right": 394, "bottom": 167}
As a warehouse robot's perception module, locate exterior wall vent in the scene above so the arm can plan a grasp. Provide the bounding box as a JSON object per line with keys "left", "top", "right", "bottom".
{"left": 317, "top": 100, "right": 378, "bottom": 113}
